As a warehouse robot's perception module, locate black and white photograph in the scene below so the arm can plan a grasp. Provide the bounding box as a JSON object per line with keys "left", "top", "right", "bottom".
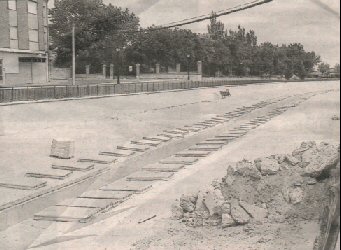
{"left": 0, "top": 0, "right": 340, "bottom": 249}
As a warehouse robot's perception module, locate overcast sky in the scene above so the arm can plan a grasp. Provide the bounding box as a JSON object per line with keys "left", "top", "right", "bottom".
{"left": 50, "top": 0, "right": 340, "bottom": 65}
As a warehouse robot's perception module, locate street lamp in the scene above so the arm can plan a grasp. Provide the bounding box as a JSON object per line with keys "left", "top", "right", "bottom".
{"left": 187, "top": 54, "right": 191, "bottom": 81}
{"left": 116, "top": 48, "right": 121, "bottom": 84}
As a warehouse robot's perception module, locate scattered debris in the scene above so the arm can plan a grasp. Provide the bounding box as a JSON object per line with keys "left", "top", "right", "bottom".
{"left": 331, "top": 115, "right": 340, "bottom": 121}
{"left": 173, "top": 141, "right": 340, "bottom": 229}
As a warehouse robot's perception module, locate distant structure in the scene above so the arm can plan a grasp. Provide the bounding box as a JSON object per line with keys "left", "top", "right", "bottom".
{"left": 0, "top": 0, "right": 49, "bottom": 85}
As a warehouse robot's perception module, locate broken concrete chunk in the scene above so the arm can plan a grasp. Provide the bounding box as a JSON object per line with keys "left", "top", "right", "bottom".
{"left": 239, "top": 201, "right": 268, "bottom": 222}
{"left": 235, "top": 159, "right": 262, "bottom": 180}
{"left": 230, "top": 201, "right": 250, "bottom": 225}
{"left": 285, "top": 155, "right": 301, "bottom": 166}
{"left": 222, "top": 213, "right": 236, "bottom": 228}
{"left": 288, "top": 187, "right": 305, "bottom": 205}
{"left": 203, "top": 190, "right": 225, "bottom": 216}
{"left": 301, "top": 142, "right": 340, "bottom": 178}
{"left": 195, "top": 191, "right": 209, "bottom": 213}
{"left": 171, "top": 204, "right": 184, "bottom": 220}
{"left": 254, "top": 157, "right": 280, "bottom": 175}
{"left": 180, "top": 194, "right": 197, "bottom": 213}
{"left": 292, "top": 141, "right": 317, "bottom": 161}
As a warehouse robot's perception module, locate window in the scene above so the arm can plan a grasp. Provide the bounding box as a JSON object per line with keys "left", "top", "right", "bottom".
{"left": 29, "top": 42, "right": 39, "bottom": 51}
{"left": 10, "top": 40, "right": 19, "bottom": 49}
{"left": 10, "top": 27, "right": 18, "bottom": 40}
{"left": 8, "top": 0, "right": 17, "bottom": 11}
{"left": 28, "top": 0, "right": 38, "bottom": 15}
{"left": 8, "top": 1, "right": 18, "bottom": 49}
{"left": 0, "top": 59, "right": 3, "bottom": 81}
{"left": 29, "top": 30, "right": 39, "bottom": 42}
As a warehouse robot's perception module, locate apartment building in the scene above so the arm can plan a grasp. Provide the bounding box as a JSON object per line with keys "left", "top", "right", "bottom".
{"left": 0, "top": 0, "right": 49, "bottom": 85}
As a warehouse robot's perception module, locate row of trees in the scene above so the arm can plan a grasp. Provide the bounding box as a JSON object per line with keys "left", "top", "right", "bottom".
{"left": 50, "top": 0, "right": 330, "bottom": 79}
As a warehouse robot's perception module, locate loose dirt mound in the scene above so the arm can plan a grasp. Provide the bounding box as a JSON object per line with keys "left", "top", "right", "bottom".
{"left": 173, "top": 141, "right": 340, "bottom": 229}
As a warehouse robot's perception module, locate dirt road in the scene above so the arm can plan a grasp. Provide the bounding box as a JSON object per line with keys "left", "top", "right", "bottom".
{"left": 0, "top": 80, "right": 339, "bottom": 249}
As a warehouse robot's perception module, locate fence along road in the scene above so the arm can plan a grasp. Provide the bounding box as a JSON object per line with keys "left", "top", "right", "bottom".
{"left": 0, "top": 79, "right": 238, "bottom": 103}
{"left": 0, "top": 78, "right": 335, "bottom": 103}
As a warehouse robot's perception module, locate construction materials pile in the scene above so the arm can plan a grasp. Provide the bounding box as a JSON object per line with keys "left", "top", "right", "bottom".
{"left": 172, "top": 141, "right": 340, "bottom": 230}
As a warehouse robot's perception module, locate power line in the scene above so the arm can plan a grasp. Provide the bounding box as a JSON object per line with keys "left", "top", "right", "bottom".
{"left": 120, "top": 0, "right": 273, "bottom": 34}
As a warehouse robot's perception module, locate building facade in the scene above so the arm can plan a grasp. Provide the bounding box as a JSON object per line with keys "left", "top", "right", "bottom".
{"left": 0, "top": 0, "right": 49, "bottom": 85}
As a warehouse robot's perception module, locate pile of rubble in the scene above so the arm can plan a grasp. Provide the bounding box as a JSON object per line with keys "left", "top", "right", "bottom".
{"left": 172, "top": 141, "right": 340, "bottom": 228}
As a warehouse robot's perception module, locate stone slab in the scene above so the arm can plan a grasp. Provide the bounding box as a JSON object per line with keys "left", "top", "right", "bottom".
{"left": 131, "top": 140, "right": 162, "bottom": 147}
{"left": 189, "top": 144, "right": 222, "bottom": 151}
{"left": 100, "top": 179, "right": 154, "bottom": 193}
{"left": 158, "top": 133, "right": 184, "bottom": 139}
{"left": 175, "top": 150, "right": 211, "bottom": 158}
{"left": 160, "top": 157, "right": 198, "bottom": 165}
{"left": 0, "top": 178, "right": 47, "bottom": 190}
{"left": 79, "top": 190, "right": 134, "bottom": 200}
{"left": 50, "top": 139, "right": 75, "bottom": 159}
{"left": 117, "top": 144, "right": 150, "bottom": 152}
{"left": 34, "top": 206, "right": 99, "bottom": 222}
{"left": 142, "top": 136, "right": 171, "bottom": 142}
{"left": 26, "top": 169, "right": 73, "bottom": 180}
{"left": 126, "top": 171, "right": 174, "bottom": 181}
{"left": 197, "top": 141, "right": 227, "bottom": 146}
{"left": 99, "top": 150, "right": 135, "bottom": 157}
{"left": 206, "top": 138, "right": 231, "bottom": 142}
{"left": 142, "top": 163, "right": 184, "bottom": 172}
{"left": 52, "top": 162, "right": 95, "bottom": 172}
{"left": 78, "top": 156, "right": 116, "bottom": 164}
{"left": 56, "top": 198, "right": 118, "bottom": 209}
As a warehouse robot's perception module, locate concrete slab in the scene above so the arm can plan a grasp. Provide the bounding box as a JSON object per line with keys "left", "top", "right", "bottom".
{"left": 117, "top": 144, "right": 150, "bottom": 152}
{"left": 78, "top": 156, "right": 116, "bottom": 164}
{"left": 79, "top": 190, "right": 134, "bottom": 200}
{"left": 206, "top": 137, "right": 232, "bottom": 142}
{"left": 34, "top": 206, "right": 99, "bottom": 222}
{"left": 52, "top": 162, "right": 95, "bottom": 172}
{"left": 175, "top": 150, "right": 211, "bottom": 157}
{"left": 142, "top": 163, "right": 184, "bottom": 172}
{"left": 197, "top": 140, "right": 227, "bottom": 145}
{"left": 163, "top": 129, "right": 187, "bottom": 135}
{"left": 182, "top": 126, "right": 202, "bottom": 132}
{"left": 189, "top": 144, "right": 222, "bottom": 151}
{"left": 100, "top": 179, "right": 154, "bottom": 193}
{"left": 126, "top": 171, "right": 174, "bottom": 181}
{"left": 157, "top": 133, "right": 184, "bottom": 139}
{"left": 56, "top": 198, "right": 118, "bottom": 209}
{"left": 99, "top": 150, "right": 136, "bottom": 157}
{"left": 160, "top": 157, "right": 199, "bottom": 165}
{"left": 0, "top": 178, "right": 47, "bottom": 190}
{"left": 131, "top": 140, "right": 162, "bottom": 147}
{"left": 142, "top": 136, "right": 171, "bottom": 142}
{"left": 26, "top": 169, "right": 73, "bottom": 180}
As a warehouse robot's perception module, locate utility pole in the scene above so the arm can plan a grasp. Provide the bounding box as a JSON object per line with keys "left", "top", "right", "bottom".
{"left": 116, "top": 48, "right": 121, "bottom": 84}
{"left": 72, "top": 23, "right": 76, "bottom": 85}
{"left": 187, "top": 54, "right": 191, "bottom": 81}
